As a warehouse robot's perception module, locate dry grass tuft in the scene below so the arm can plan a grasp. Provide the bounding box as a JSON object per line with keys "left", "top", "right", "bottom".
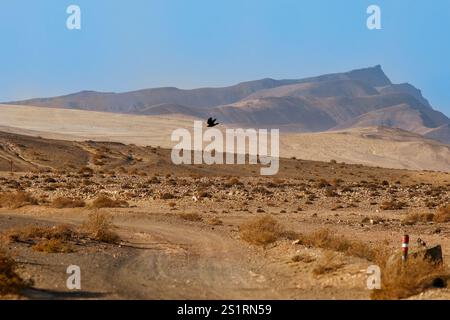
{"left": 51, "top": 197, "right": 85, "bottom": 209}
{"left": 434, "top": 205, "right": 450, "bottom": 223}
{"left": 380, "top": 200, "right": 406, "bottom": 210}
{"left": 402, "top": 212, "right": 435, "bottom": 225}
{"left": 207, "top": 217, "right": 223, "bottom": 226}
{"left": 5, "top": 225, "right": 77, "bottom": 244}
{"left": 179, "top": 213, "right": 203, "bottom": 222}
{"left": 82, "top": 212, "right": 120, "bottom": 244}
{"left": 295, "top": 228, "right": 379, "bottom": 261}
{"left": 90, "top": 195, "right": 128, "bottom": 209}
{"left": 240, "top": 215, "right": 285, "bottom": 246}
{"left": 0, "top": 191, "right": 38, "bottom": 209}
{"left": 32, "top": 238, "right": 74, "bottom": 253}
{"left": 291, "top": 253, "right": 315, "bottom": 263}
{"left": 371, "top": 253, "right": 449, "bottom": 300}
{"left": 0, "top": 249, "right": 31, "bottom": 296}
{"left": 312, "top": 251, "right": 344, "bottom": 275}
{"left": 168, "top": 202, "right": 176, "bottom": 208}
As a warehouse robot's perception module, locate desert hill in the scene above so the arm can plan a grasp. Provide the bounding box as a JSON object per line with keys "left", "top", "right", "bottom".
{"left": 282, "top": 126, "right": 450, "bottom": 172}
{"left": 1, "top": 104, "right": 450, "bottom": 172}
{"left": 6, "top": 65, "right": 450, "bottom": 145}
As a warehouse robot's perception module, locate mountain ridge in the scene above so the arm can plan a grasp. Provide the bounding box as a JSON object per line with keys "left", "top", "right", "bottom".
{"left": 5, "top": 65, "right": 450, "bottom": 145}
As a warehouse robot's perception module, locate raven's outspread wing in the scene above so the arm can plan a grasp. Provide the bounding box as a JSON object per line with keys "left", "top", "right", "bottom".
{"left": 207, "top": 117, "right": 220, "bottom": 127}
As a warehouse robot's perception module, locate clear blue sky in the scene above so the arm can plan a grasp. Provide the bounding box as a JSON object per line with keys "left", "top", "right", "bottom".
{"left": 1, "top": 0, "right": 449, "bottom": 116}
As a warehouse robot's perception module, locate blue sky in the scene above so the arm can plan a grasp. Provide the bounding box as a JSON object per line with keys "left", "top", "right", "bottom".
{"left": 0, "top": 0, "right": 449, "bottom": 116}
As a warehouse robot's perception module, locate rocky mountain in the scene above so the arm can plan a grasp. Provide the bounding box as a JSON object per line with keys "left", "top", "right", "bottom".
{"left": 6, "top": 65, "right": 450, "bottom": 144}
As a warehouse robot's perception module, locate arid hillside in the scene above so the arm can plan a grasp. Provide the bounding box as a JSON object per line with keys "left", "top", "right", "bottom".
{"left": 1, "top": 104, "right": 450, "bottom": 172}
{"left": 6, "top": 66, "right": 450, "bottom": 144}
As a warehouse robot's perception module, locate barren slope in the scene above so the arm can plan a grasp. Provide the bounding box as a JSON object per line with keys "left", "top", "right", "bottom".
{"left": 1, "top": 104, "right": 450, "bottom": 172}
{"left": 281, "top": 127, "right": 450, "bottom": 171}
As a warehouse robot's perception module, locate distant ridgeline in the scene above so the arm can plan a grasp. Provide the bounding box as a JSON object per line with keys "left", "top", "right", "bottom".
{"left": 6, "top": 65, "right": 450, "bottom": 145}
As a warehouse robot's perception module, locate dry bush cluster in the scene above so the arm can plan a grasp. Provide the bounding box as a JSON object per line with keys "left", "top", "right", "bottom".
{"left": 51, "top": 197, "right": 85, "bottom": 209}
{"left": 0, "top": 250, "right": 31, "bottom": 296}
{"left": 402, "top": 212, "right": 435, "bottom": 225}
{"left": 240, "top": 215, "right": 297, "bottom": 246}
{"left": 295, "top": 228, "right": 382, "bottom": 261}
{"left": 0, "top": 191, "right": 38, "bottom": 209}
{"left": 380, "top": 200, "right": 407, "bottom": 210}
{"left": 371, "top": 253, "right": 448, "bottom": 300}
{"left": 4, "top": 224, "right": 77, "bottom": 244}
{"left": 32, "top": 238, "right": 74, "bottom": 253}
{"left": 312, "top": 251, "right": 344, "bottom": 275}
{"left": 90, "top": 195, "right": 129, "bottom": 209}
{"left": 2, "top": 213, "right": 120, "bottom": 254}
{"left": 434, "top": 205, "right": 450, "bottom": 223}
{"left": 81, "top": 212, "right": 120, "bottom": 244}
{"left": 4, "top": 225, "right": 78, "bottom": 253}
{"left": 289, "top": 228, "right": 448, "bottom": 299}
{"left": 207, "top": 217, "right": 223, "bottom": 226}
{"left": 402, "top": 205, "right": 450, "bottom": 225}
{"left": 179, "top": 213, "right": 203, "bottom": 222}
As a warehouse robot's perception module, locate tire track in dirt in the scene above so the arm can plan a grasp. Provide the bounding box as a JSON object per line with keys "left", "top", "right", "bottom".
{"left": 1, "top": 212, "right": 279, "bottom": 299}
{"left": 109, "top": 221, "right": 277, "bottom": 299}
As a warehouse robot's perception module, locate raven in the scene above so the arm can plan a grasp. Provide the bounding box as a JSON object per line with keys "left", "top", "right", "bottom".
{"left": 207, "top": 117, "right": 219, "bottom": 127}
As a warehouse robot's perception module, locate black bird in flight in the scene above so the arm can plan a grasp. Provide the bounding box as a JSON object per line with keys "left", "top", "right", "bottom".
{"left": 207, "top": 117, "right": 219, "bottom": 127}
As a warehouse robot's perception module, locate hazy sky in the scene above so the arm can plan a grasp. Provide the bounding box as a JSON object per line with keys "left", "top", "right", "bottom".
{"left": 1, "top": 0, "right": 449, "bottom": 116}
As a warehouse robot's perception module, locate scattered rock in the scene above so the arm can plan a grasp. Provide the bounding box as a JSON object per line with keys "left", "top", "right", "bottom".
{"left": 412, "top": 245, "right": 443, "bottom": 264}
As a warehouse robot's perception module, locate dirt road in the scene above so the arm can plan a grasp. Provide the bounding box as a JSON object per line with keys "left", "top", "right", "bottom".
{"left": 1, "top": 209, "right": 376, "bottom": 300}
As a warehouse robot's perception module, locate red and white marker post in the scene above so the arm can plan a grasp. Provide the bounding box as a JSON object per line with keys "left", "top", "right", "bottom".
{"left": 402, "top": 234, "right": 409, "bottom": 262}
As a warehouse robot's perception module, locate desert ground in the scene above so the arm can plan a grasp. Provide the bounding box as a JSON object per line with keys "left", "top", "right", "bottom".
{"left": 2, "top": 104, "right": 450, "bottom": 172}
{"left": 0, "top": 130, "right": 449, "bottom": 300}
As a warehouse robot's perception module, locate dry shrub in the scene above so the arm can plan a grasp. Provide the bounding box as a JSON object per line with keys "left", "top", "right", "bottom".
{"left": 32, "top": 239, "right": 74, "bottom": 253}
{"left": 325, "top": 187, "right": 338, "bottom": 197}
{"left": 207, "top": 217, "right": 223, "bottom": 226}
{"left": 51, "top": 197, "right": 85, "bottom": 209}
{"left": 93, "top": 159, "right": 105, "bottom": 166}
{"left": 78, "top": 166, "right": 94, "bottom": 176}
{"left": 434, "top": 205, "right": 450, "bottom": 223}
{"left": 90, "top": 195, "right": 128, "bottom": 209}
{"left": 0, "top": 191, "right": 38, "bottom": 209}
{"left": 252, "top": 186, "right": 272, "bottom": 195}
{"left": 312, "top": 251, "right": 344, "bottom": 275}
{"left": 240, "top": 215, "right": 284, "bottom": 246}
{"left": 0, "top": 250, "right": 30, "bottom": 296}
{"left": 197, "top": 190, "right": 212, "bottom": 199}
{"left": 179, "top": 213, "right": 202, "bottom": 222}
{"left": 82, "top": 212, "right": 120, "bottom": 244}
{"left": 168, "top": 202, "right": 176, "bottom": 208}
{"left": 402, "top": 212, "right": 434, "bottom": 225}
{"left": 296, "top": 228, "right": 376, "bottom": 261}
{"left": 371, "top": 253, "right": 448, "bottom": 300}
{"left": 331, "top": 178, "right": 344, "bottom": 186}
{"left": 316, "top": 179, "right": 330, "bottom": 188}
{"left": 224, "top": 177, "right": 242, "bottom": 187}
{"left": 160, "top": 192, "right": 175, "bottom": 200}
{"left": 380, "top": 200, "right": 406, "bottom": 210}
{"left": 5, "top": 225, "right": 76, "bottom": 243}
{"left": 291, "top": 253, "right": 315, "bottom": 263}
